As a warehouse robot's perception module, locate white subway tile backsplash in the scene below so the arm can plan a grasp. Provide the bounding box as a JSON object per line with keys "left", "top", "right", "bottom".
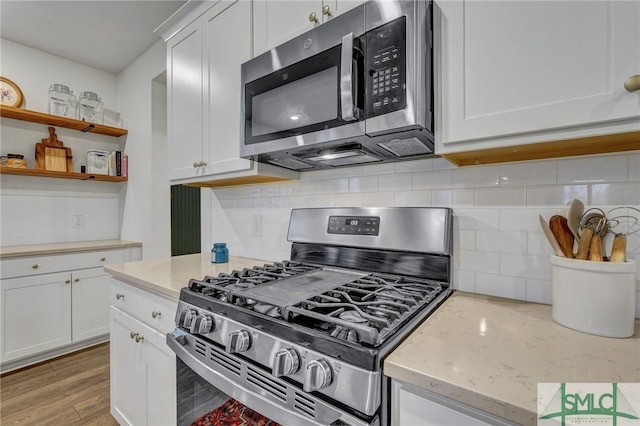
{"left": 452, "top": 165, "right": 499, "bottom": 188}
{"left": 475, "top": 273, "right": 527, "bottom": 300}
{"left": 557, "top": 155, "right": 628, "bottom": 184}
{"left": 458, "top": 250, "right": 500, "bottom": 274}
{"left": 476, "top": 187, "right": 526, "bottom": 207}
{"left": 394, "top": 190, "right": 431, "bottom": 207}
{"left": 432, "top": 189, "right": 475, "bottom": 207}
{"left": 455, "top": 209, "right": 500, "bottom": 230}
{"left": 206, "top": 152, "right": 639, "bottom": 310}
{"left": 499, "top": 161, "right": 557, "bottom": 186}
{"left": 590, "top": 182, "right": 640, "bottom": 205}
{"left": 476, "top": 230, "right": 527, "bottom": 254}
{"left": 362, "top": 192, "right": 395, "bottom": 207}
{"left": 349, "top": 176, "right": 379, "bottom": 193}
{"left": 413, "top": 169, "right": 453, "bottom": 190}
{"left": 525, "top": 278, "right": 552, "bottom": 304}
{"left": 395, "top": 158, "right": 433, "bottom": 173}
{"left": 379, "top": 173, "right": 413, "bottom": 191}
{"left": 500, "top": 253, "right": 551, "bottom": 280}
{"left": 526, "top": 185, "right": 588, "bottom": 207}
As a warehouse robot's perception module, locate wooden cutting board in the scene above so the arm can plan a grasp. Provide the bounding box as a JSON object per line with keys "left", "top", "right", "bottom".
{"left": 35, "top": 127, "right": 73, "bottom": 172}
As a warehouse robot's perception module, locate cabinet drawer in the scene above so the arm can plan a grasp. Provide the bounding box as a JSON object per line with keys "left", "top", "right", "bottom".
{"left": 1, "top": 248, "right": 141, "bottom": 279}
{"left": 110, "top": 279, "right": 178, "bottom": 333}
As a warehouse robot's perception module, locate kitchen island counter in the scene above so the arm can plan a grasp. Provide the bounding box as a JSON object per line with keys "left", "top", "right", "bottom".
{"left": 384, "top": 291, "right": 640, "bottom": 425}
{"left": 104, "top": 253, "right": 273, "bottom": 299}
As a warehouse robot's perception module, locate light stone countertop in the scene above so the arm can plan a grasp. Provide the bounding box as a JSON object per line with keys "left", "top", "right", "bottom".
{"left": 384, "top": 291, "right": 640, "bottom": 425}
{"left": 104, "top": 253, "right": 274, "bottom": 299}
{"left": 0, "top": 239, "right": 142, "bottom": 259}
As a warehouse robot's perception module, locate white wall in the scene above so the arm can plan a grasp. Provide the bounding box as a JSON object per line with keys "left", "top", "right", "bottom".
{"left": 117, "top": 40, "right": 170, "bottom": 259}
{"left": 0, "top": 38, "right": 122, "bottom": 246}
{"left": 207, "top": 152, "right": 640, "bottom": 316}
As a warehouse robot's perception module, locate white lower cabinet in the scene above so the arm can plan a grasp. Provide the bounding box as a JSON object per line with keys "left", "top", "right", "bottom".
{"left": 109, "top": 278, "right": 177, "bottom": 426}
{"left": 0, "top": 247, "right": 141, "bottom": 371}
{"left": 391, "top": 379, "right": 516, "bottom": 426}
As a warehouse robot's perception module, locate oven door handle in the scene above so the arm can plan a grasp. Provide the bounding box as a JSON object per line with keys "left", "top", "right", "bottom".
{"left": 340, "top": 33, "right": 357, "bottom": 122}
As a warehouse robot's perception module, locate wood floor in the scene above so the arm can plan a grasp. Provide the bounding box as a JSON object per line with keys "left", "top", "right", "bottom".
{"left": 0, "top": 343, "right": 118, "bottom": 425}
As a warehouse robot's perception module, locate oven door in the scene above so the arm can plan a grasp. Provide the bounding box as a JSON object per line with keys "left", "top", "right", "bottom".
{"left": 168, "top": 329, "right": 377, "bottom": 426}
{"left": 240, "top": 8, "right": 366, "bottom": 159}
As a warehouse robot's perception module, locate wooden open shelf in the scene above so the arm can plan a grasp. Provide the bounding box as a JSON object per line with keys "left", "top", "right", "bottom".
{"left": 0, "top": 105, "right": 127, "bottom": 137}
{"left": 0, "top": 167, "right": 127, "bottom": 182}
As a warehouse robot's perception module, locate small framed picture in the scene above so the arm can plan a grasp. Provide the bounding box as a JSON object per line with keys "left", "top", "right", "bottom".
{"left": 0, "top": 77, "right": 24, "bottom": 108}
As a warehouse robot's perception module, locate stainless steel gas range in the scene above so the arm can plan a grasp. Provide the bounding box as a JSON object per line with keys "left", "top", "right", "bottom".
{"left": 167, "top": 207, "right": 453, "bottom": 426}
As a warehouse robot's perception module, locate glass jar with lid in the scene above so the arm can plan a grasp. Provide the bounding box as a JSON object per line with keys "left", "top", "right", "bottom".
{"left": 48, "top": 84, "right": 77, "bottom": 118}
{"left": 78, "top": 91, "right": 104, "bottom": 123}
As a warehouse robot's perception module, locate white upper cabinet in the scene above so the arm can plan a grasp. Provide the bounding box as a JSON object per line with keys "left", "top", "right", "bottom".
{"left": 435, "top": 0, "right": 640, "bottom": 160}
{"left": 253, "top": 0, "right": 366, "bottom": 57}
{"left": 165, "top": 0, "right": 298, "bottom": 186}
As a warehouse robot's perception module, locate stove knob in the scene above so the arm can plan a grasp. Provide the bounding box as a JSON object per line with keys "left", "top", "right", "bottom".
{"left": 272, "top": 348, "right": 300, "bottom": 377}
{"left": 304, "top": 359, "right": 332, "bottom": 392}
{"left": 226, "top": 330, "right": 250, "bottom": 353}
{"left": 176, "top": 308, "right": 197, "bottom": 328}
{"left": 190, "top": 314, "right": 214, "bottom": 334}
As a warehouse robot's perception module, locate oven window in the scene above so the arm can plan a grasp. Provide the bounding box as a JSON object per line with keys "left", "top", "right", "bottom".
{"left": 252, "top": 66, "right": 338, "bottom": 136}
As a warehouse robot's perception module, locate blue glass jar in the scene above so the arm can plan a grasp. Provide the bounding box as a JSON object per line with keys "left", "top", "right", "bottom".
{"left": 211, "top": 243, "right": 229, "bottom": 263}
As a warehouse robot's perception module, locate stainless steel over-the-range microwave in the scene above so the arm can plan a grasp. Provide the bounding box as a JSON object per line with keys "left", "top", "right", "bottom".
{"left": 240, "top": 0, "right": 434, "bottom": 171}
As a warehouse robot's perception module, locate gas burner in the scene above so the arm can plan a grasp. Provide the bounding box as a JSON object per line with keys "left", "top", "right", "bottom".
{"left": 329, "top": 325, "right": 359, "bottom": 343}
{"left": 339, "top": 310, "right": 368, "bottom": 324}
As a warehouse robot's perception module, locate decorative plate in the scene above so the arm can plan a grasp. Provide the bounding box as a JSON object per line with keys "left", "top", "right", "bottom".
{"left": 0, "top": 77, "right": 24, "bottom": 108}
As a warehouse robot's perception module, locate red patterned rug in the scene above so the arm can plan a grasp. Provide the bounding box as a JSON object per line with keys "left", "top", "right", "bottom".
{"left": 190, "top": 398, "right": 281, "bottom": 426}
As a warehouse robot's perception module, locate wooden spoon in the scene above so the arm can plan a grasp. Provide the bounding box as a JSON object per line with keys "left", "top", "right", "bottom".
{"left": 549, "top": 215, "right": 574, "bottom": 258}
{"left": 567, "top": 199, "right": 584, "bottom": 240}
{"left": 610, "top": 235, "right": 626, "bottom": 262}
{"left": 539, "top": 215, "right": 565, "bottom": 257}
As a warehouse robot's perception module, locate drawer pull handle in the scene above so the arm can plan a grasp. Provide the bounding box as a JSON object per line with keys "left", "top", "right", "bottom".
{"left": 130, "top": 331, "right": 137, "bottom": 339}
{"left": 32, "top": 264, "right": 39, "bottom": 269}
{"left": 152, "top": 311, "right": 161, "bottom": 319}
{"left": 135, "top": 334, "right": 144, "bottom": 343}
{"left": 116, "top": 293, "right": 125, "bottom": 300}
{"left": 100, "top": 257, "right": 106, "bottom": 261}
{"left": 65, "top": 279, "right": 71, "bottom": 284}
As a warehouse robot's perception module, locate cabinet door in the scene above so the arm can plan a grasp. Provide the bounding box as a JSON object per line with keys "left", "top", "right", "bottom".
{"left": 253, "top": 1, "right": 323, "bottom": 57}
{"left": 71, "top": 268, "right": 110, "bottom": 342}
{"left": 391, "top": 379, "right": 515, "bottom": 426}
{"left": 1, "top": 272, "right": 72, "bottom": 362}
{"left": 437, "top": 0, "right": 640, "bottom": 148}
{"left": 110, "top": 307, "right": 147, "bottom": 426}
{"left": 146, "top": 327, "right": 177, "bottom": 426}
{"left": 202, "top": 0, "right": 254, "bottom": 175}
{"left": 332, "top": 0, "right": 365, "bottom": 17}
{"left": 167, "top": 18, "right": 205, "bottom": 181}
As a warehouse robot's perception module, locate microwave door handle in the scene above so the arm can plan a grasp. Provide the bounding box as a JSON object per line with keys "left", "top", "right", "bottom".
{"left": 340, "top": 32, "right": 357, "bottom": 121}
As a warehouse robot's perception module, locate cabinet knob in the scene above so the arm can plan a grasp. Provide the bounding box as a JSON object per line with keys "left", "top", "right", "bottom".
{"left": 100, "top": 257, "right": 106, "bottom": 261}
{"left": 322, "top": 5, "right": 332, "bottom": 16}
{"left": 74, "top": 278, "right": 80, "bottom": 282}
{"left": 116, "top": 293, "right": 125, "bottom": 300}
{"left": 32, "top": 264, "right": 39, "bottom": 269}
{"left": 309, "top": 11, "right": 318, "bottom": 23}
{"left": 624, "top": 75, "right": 640, "bottom": 92}
{"left": 135, "top": 334, "right": 144, "bottom": 343}
{"left": 152, "top": 311, "right": 161, "bottom": 319}
{"left": 193, "top": 162, "right": 199, "bottom": 168}
{"left": 65, "top": 279, "right": 71, "bottom": 284}
{"left": 130, "top": 331, "right": 138, "bottom": 339}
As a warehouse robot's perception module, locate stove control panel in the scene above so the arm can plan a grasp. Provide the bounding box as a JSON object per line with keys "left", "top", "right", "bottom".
{"left": 176, "top": 308, "right": 197, "bottom": 328}
{"left": 190, "top": 314, "right": 214, "bottom": 334}
{"left": 272, "top": 348, "right": 300, "bottom": 377}
{"left": 327, "top": 216, "right": 380, "bottom": 236}
{"left": 226, "top": 329, "right": 251, "bottom": 353}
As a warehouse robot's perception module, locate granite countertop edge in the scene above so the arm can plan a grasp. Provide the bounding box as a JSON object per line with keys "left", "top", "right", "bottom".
{"left": 0, "top": 239, "right": 142, "bottom": 259}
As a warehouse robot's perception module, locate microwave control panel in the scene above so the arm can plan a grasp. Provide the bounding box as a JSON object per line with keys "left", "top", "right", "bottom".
{"left": 366, "top": 16, "right": 406, "bottom": 118}
{"left": 327, "top": 216, "right": 380, "bottom": 236}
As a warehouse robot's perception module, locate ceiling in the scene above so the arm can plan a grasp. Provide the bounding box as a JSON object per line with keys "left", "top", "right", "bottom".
{"left": 0, "top": 1, "right": 187, "bottom": 74}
